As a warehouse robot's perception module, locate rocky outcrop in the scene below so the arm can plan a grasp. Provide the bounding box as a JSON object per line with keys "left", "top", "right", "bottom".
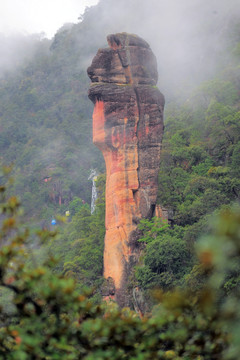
{"left": 87, "top": 33, "right": 164, "bottom": 307}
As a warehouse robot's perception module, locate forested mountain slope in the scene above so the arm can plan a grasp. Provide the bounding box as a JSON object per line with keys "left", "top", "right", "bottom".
{"left": 0, "top": 0, "right": 239, "bottom": 228}
{"left": 136, "top": 66, "right": 240, "bottom": 293}
{"left": 0, "top": 0, "right": 239, "bottom": 298}
{"left": 0, "top": 2, "right": 240, "bottom": 357}
{"left": 0, "top": 27, "right": 103, "bottom": 225}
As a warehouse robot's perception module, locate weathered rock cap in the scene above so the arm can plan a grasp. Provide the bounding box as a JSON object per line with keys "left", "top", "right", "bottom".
{"left": 107, "top": 32, "right": 150, "bottom": 49}
{"left": 87, "top": 32, "right": 158, "bottom": 86}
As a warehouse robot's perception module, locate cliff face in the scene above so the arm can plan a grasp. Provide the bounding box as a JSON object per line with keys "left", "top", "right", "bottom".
{"left": 88, "top": 33, "right": 165, "bottom": 307}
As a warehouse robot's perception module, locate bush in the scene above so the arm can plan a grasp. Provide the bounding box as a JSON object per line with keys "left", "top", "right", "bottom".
{"left": 0, "top": 169, "right": 239, "bottom": 359}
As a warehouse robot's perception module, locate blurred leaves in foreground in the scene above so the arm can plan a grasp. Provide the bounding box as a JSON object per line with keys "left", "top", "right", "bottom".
{"left": 0, "top": 170, "right": 240, "bottom": 359}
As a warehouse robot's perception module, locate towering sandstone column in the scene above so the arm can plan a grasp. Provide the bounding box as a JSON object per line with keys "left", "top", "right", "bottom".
{"left": 87, "top": 33, "right": 165, "bottom": 306}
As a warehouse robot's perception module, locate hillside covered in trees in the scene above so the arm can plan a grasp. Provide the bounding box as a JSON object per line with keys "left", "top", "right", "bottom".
{"left": 0, "top": 0, "right": 239, "bottom": 224}
{"left": 0, "top": 0, "right": 239, "bottom": 291}
{"left": 0, "top": 0, "right": 240, "bottom": 358}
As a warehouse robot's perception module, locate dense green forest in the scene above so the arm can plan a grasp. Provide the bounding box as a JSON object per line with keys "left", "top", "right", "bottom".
{"left": 136, "top": 46, "right": 240, "bottom": 294}
{"left": 1, "top": 164, "right": 240, "bottom": 359}
{"left": 0, "top": 0, "right": 240, "bottom": 358}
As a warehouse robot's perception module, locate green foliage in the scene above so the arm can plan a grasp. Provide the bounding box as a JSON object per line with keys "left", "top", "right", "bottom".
{"left": 0, "top": 4, "right": 240, "bottom": 358}
{"left": 136, "top": 219, "right": 192, "bottom": 291}
{"left": 0, "top": 24, "right": 104, "bottom": 228}
{"left": 43, "top": 174, "right": 106, "bottom": 294}
{"left": 158, "top": 55, "right": 240, "bottom": 237}
{"left": 68, "top": 197, "right": 88, "bottom": 216}
{"left": 137, "top": 217, "right": 169, "bottom": 243}
{"left": 1, "top": 172, "right": 240, "bottom": 359}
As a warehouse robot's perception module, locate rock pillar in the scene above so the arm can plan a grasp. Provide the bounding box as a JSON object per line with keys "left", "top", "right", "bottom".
{"left": 87, "top": 33, "right": 164, "bottom": 306}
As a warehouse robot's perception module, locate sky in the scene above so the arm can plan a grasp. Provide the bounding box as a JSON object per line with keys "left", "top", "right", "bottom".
{"left": 0, "top": 0, "right": 99, "bottom": 38}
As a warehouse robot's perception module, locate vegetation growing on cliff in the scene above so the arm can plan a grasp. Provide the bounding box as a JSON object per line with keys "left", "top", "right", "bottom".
{"left": 46, "top": 174, "right": 106, "bottom": 296}
{"left": 0, "top": 0, "right": 240, "bottom": 357}
{"left": 136, "top": 87, "right": 239, "bottom": 300}
{"left": 1, "top": 167, "right": 240, "bottom": 359}
{"left": 132, "top": 20, "right": 240, "bottom": 296}
{"left": 0, "top": 0, "right": 239, "bottom": 230}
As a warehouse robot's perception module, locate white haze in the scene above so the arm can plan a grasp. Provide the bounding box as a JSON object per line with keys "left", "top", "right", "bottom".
{"left": 0, "top": 0, "right": 99, "bottom": 38}
{"left": 81, "top": 0, "right": 240, "bottom": 97}
{"left": 0, "top": 0, "right": 239, "bottom": 95}
{"left": 0, "top": 0, "right": 99, "bottom": 75}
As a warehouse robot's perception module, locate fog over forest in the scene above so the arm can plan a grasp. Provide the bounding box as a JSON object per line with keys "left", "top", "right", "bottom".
{"left": 0, "top": 2, "right": 240, "bottom": 357}
{"left": 1, "top": 0, "right": 239, "bottom": 98}
{"left": 0, "top": 0, "right": 239, "bottom": 221}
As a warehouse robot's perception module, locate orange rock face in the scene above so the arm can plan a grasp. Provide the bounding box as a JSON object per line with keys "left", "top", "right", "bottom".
{"left": 88, "top": 33, "right": 165, "bottom": 306}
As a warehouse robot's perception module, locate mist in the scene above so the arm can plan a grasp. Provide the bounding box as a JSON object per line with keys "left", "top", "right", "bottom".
{"left": 78, "top": 0, "right": 240, "bottom": 98}
{"left": 0, "top": 32, "right": 50, "bottom": 77}
{"left": 1, "top": 0, "right": 239, "bottom": 96}
{"left": 0, "top": 0, "right": 239, "bottom": 219}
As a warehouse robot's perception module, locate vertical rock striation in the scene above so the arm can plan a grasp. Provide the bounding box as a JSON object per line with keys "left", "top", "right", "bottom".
{"left": 87, "top": 33, "right": 165, "bottom": 307}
